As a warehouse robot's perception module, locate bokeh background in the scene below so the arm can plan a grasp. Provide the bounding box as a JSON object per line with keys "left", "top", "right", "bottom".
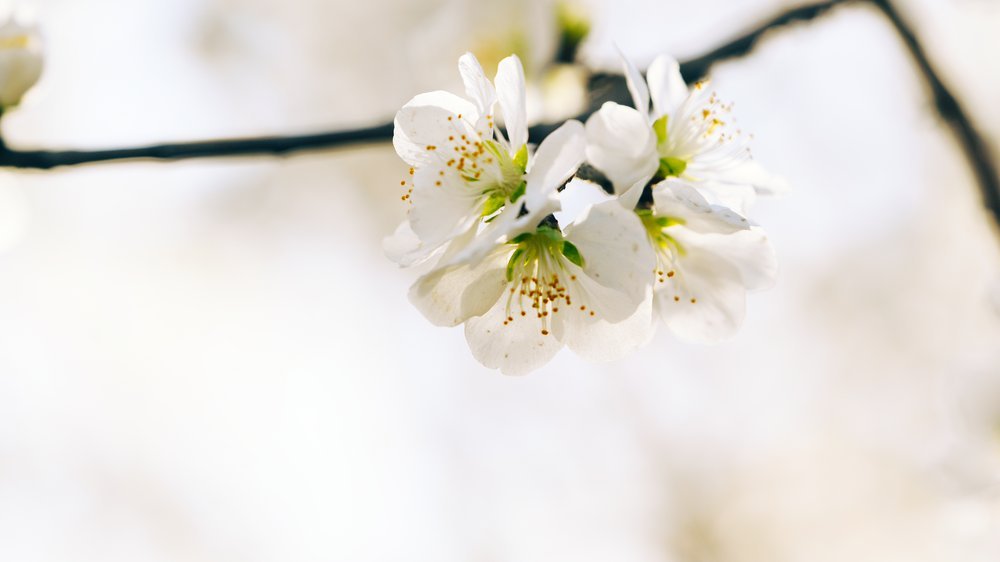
{"left": 1, "top": 0, "right": 1000, "bottom": 560}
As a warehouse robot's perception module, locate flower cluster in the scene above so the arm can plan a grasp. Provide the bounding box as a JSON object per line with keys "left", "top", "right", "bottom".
{"left": 387, "top": 52, "right": 784, "bottom": 375}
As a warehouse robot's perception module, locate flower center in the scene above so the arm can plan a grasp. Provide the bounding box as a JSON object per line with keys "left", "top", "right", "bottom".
{"left": 438, "top": 115, "right": 492, "bottom": 183}
{"left": 650, "top": 115, "right": 687, "bottom": 181}
{"left": 638, "top": 210, "right": 699, "bottom": 304}
{"left": 501, "top": 226, "right": 588, "bottom": 335}
{"left": 653, "top": 83, "right": 748, "bottom": 176}
{"left": 480, "top": 142, "right": 528, "bottom": 218}
{"left": 424, "top": 109, "right": 531, "bottom": 219}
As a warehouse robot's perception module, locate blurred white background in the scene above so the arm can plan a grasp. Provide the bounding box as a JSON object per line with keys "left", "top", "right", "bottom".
{"left": 1, "top": 0, "right": 999, "bottom": 560}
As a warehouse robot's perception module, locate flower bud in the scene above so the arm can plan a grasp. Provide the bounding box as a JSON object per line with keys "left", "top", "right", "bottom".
{"left": 0, "top": 17, "right": 42, "bottom": 109}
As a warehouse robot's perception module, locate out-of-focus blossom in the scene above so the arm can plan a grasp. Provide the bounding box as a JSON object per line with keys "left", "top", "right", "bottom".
{"left": 0, "top": 16, "right": 42, "bottom": 109}
{"left": 402, "top": 0, "right": 594, "bottom": 125}
{"left": 537, "top": 63, "right": 588, "bottom": 122}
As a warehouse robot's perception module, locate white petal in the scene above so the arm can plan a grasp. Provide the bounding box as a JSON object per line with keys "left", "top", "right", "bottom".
{"left": 436, "top": 170, "right": 568, "bottom": 269}
{"left": 617, "top": 47, "right": 649, "bottom": 119}
{"left": 646, "top": 54, "right": 688, "bottom": 117}
{"left": 695, "top": 182, "right": 757, "bottom": 216}
{"left": 617, "top": 176, "right": 649, "bottom": 211}
{"left": 414, "top": 121, "right": 582, "bottom": 271}
{"left": 525, "top": 119, "right": 585, "bottom": 204}
{"left": 653, "top": 180, "right": 751, "bottom": 235}
{"left": 563, "top": 293, "right": 655, "bottom": 362}
{"left": 393, "top": 91, "right": 479, "bottom": 166}
{"left": 444, "top": 197, "right": 554, "bottom": 269}
{"left": 399, "top": 90, "right": 479, "bottom": 119}
{"left": 458, "top": 52, "right": 497, "bottom": 118}
{"left": 465, "top": 296, "right": 564, "bottom": 375}
{"left": 495, "top": 55, "right": 528, "bottom": 149}
{"left": 692, "top": 227, "right": 778, "bottom": 292}
{"left": 563, "top": 199, "right": 655, "bottom": 321}
{"left": 443, "top": 149, "right": 572, "bottom": 268}
{"left": 657, "top": 225, "right": 776, "bottom": 341}
{"left": 409, "top": 251, "right": 508, "bottom": 327}
{"left": 383, "top": 220, "right": 431, "bottom": 267}
{"left": 554, "top": 178, "right": 616, "bottom": 227}
{"left": 433, "top": 222, "right": 477, "bottom": 264}
{"left": 560, "top": 261, "right": 642, "bottom": 324}
{"left": 656, "top": 250, "right": 745, "bottom": 343}
{"left": 707, "top": 159, "right": 790, "bottom": 197}
{"left": 584, "top": 102, "right": 658, "bottom": 195}
{"left": 407, "top": 166, "right": 483, "bottom": 250}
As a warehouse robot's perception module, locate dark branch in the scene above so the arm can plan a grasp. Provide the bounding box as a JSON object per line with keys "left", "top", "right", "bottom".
{"left": 0, "top": 0, "right": 855, "bottom": 169}
{"left": 578, "top": 0, "right": 856, "bottom": 134}
{"left": 678, "top": 0, "right": 859, "bottom": 83}
{"left": 868, "top": 0, "right": 1000, "bottom": 232}
{"left": 0, "top": 123, "right": 394, "bottom": 170}
{"left": 1, "top": 0, "right": 996, "bottom": 238}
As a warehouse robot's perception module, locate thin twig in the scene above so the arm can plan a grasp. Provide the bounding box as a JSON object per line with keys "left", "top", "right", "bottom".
{"left": 0, "top": 0, "right": 854, "bottom": 169}
{"left": 679, "top": 0, "right": 858, "bottom": 83}
{"left": 578, "top": 0, "right": 856, "bottom": 134}
{"left": 1, "top": 0, "right": 996, "bottom": 238}
{"left": 0, "top": 124, "right": 394, "bottom": 169}
{"left": 869, "top": 0, "right": 1000, "bottom": 232}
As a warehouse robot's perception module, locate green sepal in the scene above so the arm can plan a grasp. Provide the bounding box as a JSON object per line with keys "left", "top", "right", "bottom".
{"left": 535, "top": 224, "right": 563, "bottom": 244}
{"left": 652, "top": 115, "right": 669, "bottom": 145}
{"left": 509, "top": 180, "right": 527, "bottom": 204}
{"left": 561, "top": 241, "right": 585, "bottom": 268}
{"left": 655, "top": 216, "right": 685, "bottom": 228}
{"left": 658, "top": 156, "right": 687, "bottom": 178}
{"left": 506, "top": 248, "right": 525, "bottom": 282}
{"left": 513, "top": 144, "right": 529, "bottom": 172}
{"left": 508, "top": 232, "right": 534, "bottom": 245}
{"left": 481, "top": 193, "right": 506, "bottom": 217}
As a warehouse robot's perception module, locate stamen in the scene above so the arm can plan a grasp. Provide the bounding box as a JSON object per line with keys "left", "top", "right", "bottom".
{"left": 500, "top": 231, "right": 592, "bottom": 335}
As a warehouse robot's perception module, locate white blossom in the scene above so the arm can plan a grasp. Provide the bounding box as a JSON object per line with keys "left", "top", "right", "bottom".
{"left": 585, "top": 52, "right": 787, "bottom": 213}
{"left": 387, "top": 52, "right": 585, "bottom": 268}
{"left": 389, "top": 49, "right": 784, "bottom": 372}
{"left": 639, "top": 180, "right": 776, "bottom": 342}
{"left": 409, "top": 195, "right": 654, "bottom": 375}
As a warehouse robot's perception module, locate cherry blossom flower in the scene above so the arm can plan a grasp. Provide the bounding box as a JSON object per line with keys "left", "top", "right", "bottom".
{"left": 389, "top": 49, "right": 785, "bottom": 373}
{"left": 387, "top": 52, "right": 585, "bottom": 267}
{"left": 638, "top": 180, "right": 777, "bottom": 342}
{"left": 585, "top": 52, "right": 787, "bottom": 213}
{"left": 409, "top": 195, "right": 654, "bottom": 375}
